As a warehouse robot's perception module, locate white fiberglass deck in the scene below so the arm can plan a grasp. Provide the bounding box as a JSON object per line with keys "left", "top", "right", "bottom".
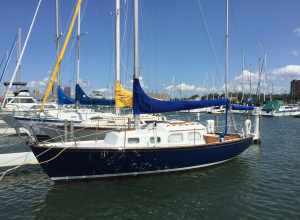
{"left": 39, "top": 121, "right": 212, "bottom": 150}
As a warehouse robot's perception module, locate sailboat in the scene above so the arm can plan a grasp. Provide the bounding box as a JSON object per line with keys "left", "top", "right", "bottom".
{"left": 29, "top": 0, "right": 258, "bottom": 181}
{"left": 260, "top": 100, "right": 300, "bottom": 117}
{"left": 13, "top": 0, "right": 165, "bottom": 141}
{"left": 0, "top": 1, "right": 58, "bottom": 131}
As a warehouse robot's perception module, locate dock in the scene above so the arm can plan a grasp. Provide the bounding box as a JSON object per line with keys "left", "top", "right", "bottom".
{"left": 0, "top": 152, "right": 38, "bottom": 167}
{"left": 0, "top": 119, "right": 27, "bottom": 136}
{"left": 0, "top": 120, "right": 37, "bottom": 168}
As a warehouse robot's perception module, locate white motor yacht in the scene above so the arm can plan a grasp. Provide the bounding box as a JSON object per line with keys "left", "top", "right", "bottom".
{"left": 261, "top": 104, "right": 300, "bottom": 117}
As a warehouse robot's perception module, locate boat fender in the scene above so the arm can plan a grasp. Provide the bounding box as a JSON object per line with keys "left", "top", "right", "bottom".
{"left": 244, "top": 119, "right": 252, "bottom": 136}
{"left": 197, "top": 112, "right": 201, "bottom": 121}
{"left": 219, "top": 133, "right": 224, "bottom": 142}
{"left": 207, "top": 120, "right": 215, "bottom": 134}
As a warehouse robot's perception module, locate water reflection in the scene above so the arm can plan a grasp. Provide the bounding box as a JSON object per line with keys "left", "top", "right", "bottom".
{"left": 3, "top": 113, "right": 300, "bottom": 220}
{"left": 35, "top": 155, "right": 255, "bottom": 220}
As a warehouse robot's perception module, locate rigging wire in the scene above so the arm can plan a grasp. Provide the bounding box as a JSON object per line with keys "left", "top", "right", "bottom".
{"left": 124, "top": 1, "right": 133, "bottom": 87}
{"left": 107, "top": 10, "right": 114, "bottom": 94}
{"left": 62, "top": 0, "right": 89, "bottom": 89}
{"left": 196, "top": 0, "right": 220, "bottom": 77}
{"left": 0, "top": 35, "right": 18, "bottom": 84}
{"left": 2, "top": 0, "right": 43, "bottom": 108}
{"left": 0, "top": 53, "right": 6, "bottom": 74}
{"left": 0, "top": 123, "right": 112, "bottom": 181}
{"left": 120, "top": 0, "right": 131, "bottom": 85}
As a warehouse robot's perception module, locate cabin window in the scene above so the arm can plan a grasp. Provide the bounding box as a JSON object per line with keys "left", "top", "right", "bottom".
{"left": 150, "top": 137, "right": 161, "bottom": 144}
{"left": 23, "top": 99, "right": 35, "bottom": 103}
{"left": 11, "top": 98, "right": 19, "bottom": 103}
{"left": 45, "top": 105, "right": 56, "bottom": 109}
{"left": 128, "top": 138, "right": 140, "bottom": 144}
{"left": 12, "top": 98, "right": 35, "bottom": 103}
{"left": 188, "top": 132, "right": 201, "bottom": 143}
{"left": 90, "top": 116, "right": 104, "bottom": 120}
{"left": 168, "top": 133, "right": 183, "bottom": 143}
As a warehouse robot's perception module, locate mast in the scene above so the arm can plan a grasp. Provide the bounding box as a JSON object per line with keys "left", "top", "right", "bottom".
{"left": 55, "top": 0, "right": 62, "bottom": 86}
{"left": 40, "top": 0, "right": 82, "bottom": 111}
{"left": 256, "top": 58, "right": 262, "bottom": 104}
{"left": 133, "top": 0, "right": 140, "bottom": 127}
{"left": 241, "top": 52, "right": 245, "bottom": 102}
{"left": 263, "top": 53, "right": 267, "bottom": 103}
{"left": 115, "top": 0, "right": 121, "bottom": 115}
{"left": 249, "top": 65, "right": 252, "bottom": 100}
{"left": 133, "top": 0, "right": 139, "bottom": 81}
{"left": 75, "top": 1, "right": 81, "bottom": 109}
{"left": 76, "top": 4, "right": 81, "bottom": 85}
{"left": 2, "top": 0, "right": 43, "bottom": 108}
{"left": 0, "top": 37, "right": 17, "bottom": 84}
{"left": 16, "top": 28, "right": 22, "bottom": 83}
{"left": 224, "top": 0, "right": 229, "bottom": 134}
{"left": 225, "top": 0, "right": 229, "bottom": 98}
{"left": 270, "top": 82, "right": 273, "bottom": 101}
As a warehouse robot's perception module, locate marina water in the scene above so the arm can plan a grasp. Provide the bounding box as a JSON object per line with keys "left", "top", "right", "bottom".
{"left": 0, "top": 114, "right": 300, "bottom": 220}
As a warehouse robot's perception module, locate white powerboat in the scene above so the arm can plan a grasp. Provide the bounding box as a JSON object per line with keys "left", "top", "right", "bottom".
{"left": 261, "top": 104, "right": 300, "bottom": 117}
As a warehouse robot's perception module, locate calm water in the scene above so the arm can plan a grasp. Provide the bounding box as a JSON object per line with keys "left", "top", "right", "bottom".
{"left": 0, "top": 115, "right": 300, "bottom": 220}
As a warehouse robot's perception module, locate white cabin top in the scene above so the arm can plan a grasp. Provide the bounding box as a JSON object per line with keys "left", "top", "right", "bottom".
{"left": 41, "top": 121, "right": 209, "bottom": 150}
{"left": 2, "top": 90, "right": 38, "bottom": 111}
{"left": 104, "top": 121, "right": 207, "bottom": 148}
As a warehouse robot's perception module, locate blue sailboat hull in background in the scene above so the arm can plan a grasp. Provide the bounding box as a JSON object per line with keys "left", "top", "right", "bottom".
{"left": 30, "top": 137, "right": 252, "bottom": 181}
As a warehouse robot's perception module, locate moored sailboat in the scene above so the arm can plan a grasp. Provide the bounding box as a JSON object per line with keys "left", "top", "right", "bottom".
{"left": 29, "top": 0, "right": 257, "bottom": 181}
{"left": 13, "top": 0, "right": 165, "bottom": 141}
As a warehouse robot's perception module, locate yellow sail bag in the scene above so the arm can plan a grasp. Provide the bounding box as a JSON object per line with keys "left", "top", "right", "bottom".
{"left": 115, "top": 81, "right": 133, "bottom": 108}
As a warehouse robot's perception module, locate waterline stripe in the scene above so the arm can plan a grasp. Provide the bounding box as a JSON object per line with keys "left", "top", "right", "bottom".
{"left": 51, "top": 157, "right": 235, "bottom": 181}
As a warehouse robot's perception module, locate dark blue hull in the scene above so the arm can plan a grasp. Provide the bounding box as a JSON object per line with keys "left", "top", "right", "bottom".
{"left": 30, "top": 137, "right": 252, "bottom": 181}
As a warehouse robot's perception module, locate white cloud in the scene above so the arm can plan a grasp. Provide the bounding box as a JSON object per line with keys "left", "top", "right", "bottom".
{"left": 294, "top": 27, "right": 300, "bottom": 36}
{"left": 79, "top": 79, "right": 90, "bottom": 87}
{"left": 272, "top": 65, "right": 300, "bottom": 77}
{"left": 234, "top": 70, "right": 262, "bottom": 82}
{"left": 165, "top": 83, "right": 207, "bottom": 94}
{"left": 195, "top": 86, "right": 208, "bottom": 93}
{"left": 166, "top": 83, "right": 193, "bottom": 92}
{"left": 128, "top": 76, "right": 148, "bottom": 89}
{"left": 93, "top": 88, "right": 108, "bottom": 93}
{"left": 28, "top": 78, "right": 48, "bottom": 88}
{"left": 167, "top": 83, "right": 194, "bottom": 91}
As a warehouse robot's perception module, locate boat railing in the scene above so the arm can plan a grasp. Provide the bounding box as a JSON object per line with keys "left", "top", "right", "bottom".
{"left": 23, "top": 111, "right": 259, "bottom": 146}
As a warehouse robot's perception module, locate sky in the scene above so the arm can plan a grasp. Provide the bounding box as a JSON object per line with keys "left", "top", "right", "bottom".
{"left": 1, "top": 0, "right": 300, "bottom": 97}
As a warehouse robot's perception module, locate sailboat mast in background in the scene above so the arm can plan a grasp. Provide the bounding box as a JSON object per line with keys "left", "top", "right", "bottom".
{"left": 115, "top": 0, "right": 121, "bottom": 115}
{"left": 241, "top": 52, "right": 245, "bottom": 102}
{"left": 16, "top": 28, "right": 22, "bottom": 83}
{"left": 225, "top": 0, "right": 229, "bottom": 98}
{"left": 133, "top": 0, "right": 140, "bottom": 127}
{"left": 76, "top": 2, "right": 81, "bottom": 86}
{"left": 55, "top": 0, "right": 62, "bottom": 86}
{"left": 1, "top": 0, "right": 43, "bottom": 108}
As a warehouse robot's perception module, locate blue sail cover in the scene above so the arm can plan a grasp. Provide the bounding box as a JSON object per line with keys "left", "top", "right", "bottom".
{"left": 231, "top": 104, "right": 254, "bottom": 111}
{"left": 75, "top": 84, "right": 115, "bottom": 106}
{"left": 133, "top": 78, "right": 229, "bottom": 114}
{"left": 57, "top": 86, "right": 75, "bottom": 105}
